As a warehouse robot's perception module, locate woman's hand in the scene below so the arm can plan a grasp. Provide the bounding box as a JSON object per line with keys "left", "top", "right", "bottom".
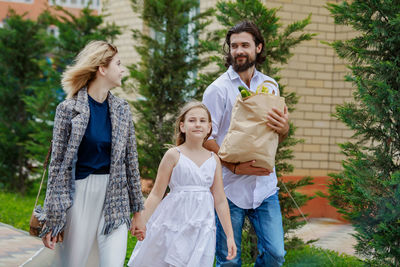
{"left": 226, "top": 236, "right": 237, "bottom": 260}
{"left": 42, "top": 231, "right": 58, "bottom": 250}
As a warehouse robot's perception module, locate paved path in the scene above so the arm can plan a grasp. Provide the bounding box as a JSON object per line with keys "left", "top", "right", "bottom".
{"left": 288, "top": 218, "right": 358, "bottom": 257}
{"left": 0, "top": 218, "right": 358, "bottom": 266}
{"left": 0, "top": 223, "right": 43, "bottom": 267}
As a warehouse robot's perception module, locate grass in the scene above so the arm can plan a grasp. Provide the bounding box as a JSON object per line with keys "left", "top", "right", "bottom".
{"left": 282, "top": 245, "right": 365, "bottom": 267}
{"left": 125, "top": 234, "right": 138, "bottom": 265}
{"left": 238, "top": 245, "right": 365, "bottom": 267}
{"left": 0, "top": 190, "right": 138, "bottom": 264}
{"left": 0, "top": 190, "right": 42, "bottom": 232}
{"left": 1, "top": 190, "right": 366, "bottom": 266}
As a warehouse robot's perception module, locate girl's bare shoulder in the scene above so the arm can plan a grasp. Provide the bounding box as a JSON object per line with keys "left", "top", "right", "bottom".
{"left": 163, "top": 147, "right": 180, "bottom": 166}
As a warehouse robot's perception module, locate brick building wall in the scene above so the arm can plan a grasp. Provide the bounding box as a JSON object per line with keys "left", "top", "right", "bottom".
{"left": 101, "top": 0, "right": 144, "bottom": 101}
{"left": 102, "top": 0, "right": 356, "bottom": 178}
{"left": 101, "top": 0, "right": 142, "bottom": 71}
{"left": 264, "top": 0, "right": 356, "bottom": 177}
{"left": 0, "top": 0, "right": 94, "bottom": 21}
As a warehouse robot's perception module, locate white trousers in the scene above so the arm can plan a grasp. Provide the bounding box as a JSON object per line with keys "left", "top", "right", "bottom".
{"left": 54, "top": 174, "right": 127, "bottom": 267}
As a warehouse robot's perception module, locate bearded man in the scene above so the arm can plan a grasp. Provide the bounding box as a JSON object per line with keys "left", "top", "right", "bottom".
{"left": 202, "top": 21, "right": 289, "bottom": 267}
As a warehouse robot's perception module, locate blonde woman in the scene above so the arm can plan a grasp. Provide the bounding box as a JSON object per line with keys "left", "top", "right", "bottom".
{"left": 40, "top": 40, "right": 145, "bottom": 267}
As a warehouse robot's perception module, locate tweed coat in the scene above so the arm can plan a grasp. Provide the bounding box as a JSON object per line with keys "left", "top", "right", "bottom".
{"left": 41, "top": 88, "right": 144, "bottom": 237}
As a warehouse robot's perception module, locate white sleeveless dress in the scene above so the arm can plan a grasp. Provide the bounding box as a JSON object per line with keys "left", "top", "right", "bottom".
{"left": 128, "top": 148, "right": 217, "bottom": 267}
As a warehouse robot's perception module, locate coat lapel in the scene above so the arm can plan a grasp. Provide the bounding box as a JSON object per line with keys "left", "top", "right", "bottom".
{"left": 108, "top": 92, "right": 125, "bottom": 166}
{"left": 71, "top": 88, "right": 90, "bottom": 146}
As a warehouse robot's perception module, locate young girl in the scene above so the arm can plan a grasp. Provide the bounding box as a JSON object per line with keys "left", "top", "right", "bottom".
{"left": 40, "top": 40, "right": 145, "bottom": 267}
{"left": 128, "top": 101, "right": 237, "bottom": 267}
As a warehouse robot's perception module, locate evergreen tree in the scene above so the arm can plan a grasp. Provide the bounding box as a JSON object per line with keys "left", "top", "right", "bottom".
{"left": 326, "top": 1, "right": 400, "bottom": 264}
{"left": 0, "top": 10, "right": 50, "bottom": 193}
{"left": 129, "top": 0, "right": 214, "bottom": 178}
{"left": 49, "top": 6, "right": 121, "bottom": 70}
{"left": 0, "top": 6, "right": 121, "bottom": 193}
{"left": 212, "top": 0, "right": 315, "bottom": 253}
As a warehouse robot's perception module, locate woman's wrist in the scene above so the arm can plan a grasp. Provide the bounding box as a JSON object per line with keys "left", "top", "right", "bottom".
{"left": 133, "top": 211, "right": 142, "bottom": 219}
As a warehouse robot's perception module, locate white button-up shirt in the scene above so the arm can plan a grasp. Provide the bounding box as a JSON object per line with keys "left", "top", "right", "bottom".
{"left": 202, "top": 66, "right": 279, "bottom": 209}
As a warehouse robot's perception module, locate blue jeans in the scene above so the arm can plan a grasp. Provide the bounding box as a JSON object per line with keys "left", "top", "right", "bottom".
{"left": 215, "top": 192, "right": 285, "bottom": 267}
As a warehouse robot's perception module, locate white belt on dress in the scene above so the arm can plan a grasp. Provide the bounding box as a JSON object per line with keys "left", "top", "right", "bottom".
{"left": 170, "top": 185, "right": 210, "bottom": 193}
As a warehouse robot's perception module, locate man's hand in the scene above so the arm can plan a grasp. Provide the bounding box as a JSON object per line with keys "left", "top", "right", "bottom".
{"left": 234, "top": 160, "right": 271, "bottom": 176}
{"left": 267, "top": 105, "right": 289, "bottom": 137}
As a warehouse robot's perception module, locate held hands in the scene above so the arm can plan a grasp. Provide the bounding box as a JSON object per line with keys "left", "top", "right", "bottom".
{"left": 42, "top": 231, "right": 58, "bottom": 250}
{"left": 226, "top": 236, "right": 237, "bottom": 260}
{"left": 130, "top": 212, "right": 146, "bottom": 241}
{"left": 267, "top": 105, "right": 289, "bottom": 136}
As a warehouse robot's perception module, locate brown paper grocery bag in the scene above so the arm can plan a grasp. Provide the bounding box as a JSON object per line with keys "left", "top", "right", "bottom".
{"left": 218, "top": 93, "right": 285, "bottom": 172}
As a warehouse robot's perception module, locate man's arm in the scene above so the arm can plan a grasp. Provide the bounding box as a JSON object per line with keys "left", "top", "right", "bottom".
{"left": 204, "top": 139, "right": 270, "bottom": 176}
{"left": 204, "top": 140, "right": 236, "bottom": 173}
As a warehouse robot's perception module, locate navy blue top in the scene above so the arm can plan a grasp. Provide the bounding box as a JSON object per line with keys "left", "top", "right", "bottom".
{"left": 75, "top": 94, "right": 112, "bottom": 180}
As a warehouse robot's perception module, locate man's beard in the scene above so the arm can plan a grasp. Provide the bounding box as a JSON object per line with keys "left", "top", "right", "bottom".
{"left": 231, "top": 54, "right": 256, "bottom": 72}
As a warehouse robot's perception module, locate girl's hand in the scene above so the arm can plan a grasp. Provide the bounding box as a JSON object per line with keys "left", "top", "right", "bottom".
{"left": 130, "top": 212, "right": 146, "bottom": 241}
{"left": 226, "top": 236, "right": 237, "bottom": 260}
{"left": 42, "top": 231, "right": 58, "bottom": 250}
{"left": 134, "top": 229, "right": 145, "bottom": 241}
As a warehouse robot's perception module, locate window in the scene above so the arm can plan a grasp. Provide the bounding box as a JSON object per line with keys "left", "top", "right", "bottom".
{"left": 48, "top": 0, "right": 100, "bottom": 10}
{"left": 47, "top": 25, "right": 59, "bottom": 38}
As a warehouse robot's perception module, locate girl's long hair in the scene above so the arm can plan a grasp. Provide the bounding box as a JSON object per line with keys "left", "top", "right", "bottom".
{"left": 61, "top": 40, "right": 118, "bottom": 99}
{"left": 174, "top": 101, "right": 212, "bottom": 146}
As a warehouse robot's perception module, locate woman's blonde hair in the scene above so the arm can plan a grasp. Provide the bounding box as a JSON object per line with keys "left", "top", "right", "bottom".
{"left": 174, "top": 101, "right": 212, "bottom": 146}
{"left": 61, "top": 40, "right": 118, "bottom": 99}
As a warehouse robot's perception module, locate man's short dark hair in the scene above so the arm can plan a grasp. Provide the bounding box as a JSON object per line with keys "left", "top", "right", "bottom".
{"left": 223, "top": 21, "right": 266, "bottom": 68}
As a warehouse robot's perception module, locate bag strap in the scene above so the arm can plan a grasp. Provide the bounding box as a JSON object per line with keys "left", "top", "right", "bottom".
{"left": 33, "top": 141, "right": 53, "bottom": 209}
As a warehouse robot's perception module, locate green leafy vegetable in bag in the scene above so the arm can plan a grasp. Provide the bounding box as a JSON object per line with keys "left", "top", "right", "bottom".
{"left": 238, "top": 86, "right": 251, "bottom": 98}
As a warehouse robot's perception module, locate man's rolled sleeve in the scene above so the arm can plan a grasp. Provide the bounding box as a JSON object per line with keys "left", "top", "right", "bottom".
{"left": 202, "top": 84, "right": 225, "bottom": 141}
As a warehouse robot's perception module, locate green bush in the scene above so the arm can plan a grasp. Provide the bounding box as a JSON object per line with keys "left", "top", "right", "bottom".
{"left": 283, "top": 245, "right": 365, "bottom": 267}
{"left": 325, "top": 1, "right": 400, "bottom": 264}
